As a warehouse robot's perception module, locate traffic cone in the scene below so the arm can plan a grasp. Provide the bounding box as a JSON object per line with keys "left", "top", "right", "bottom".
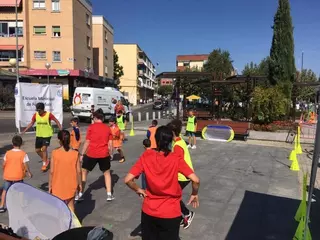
{"left": 129, "top": 116, "right": 135, "bottom": 137}
{"left": 290, "top": 154, "right": 300, "bottom": 171}
{"left": 293, "top": 217, "right": 312, "bottom": 240}
{"left": 296, "top": 126, "right": 303, "bottom": 154}
{"left": 295, "top": 174, "right": 307, "bottom": 222}
{"left": 289, "top": 136, "right": 297, "bottom": 161}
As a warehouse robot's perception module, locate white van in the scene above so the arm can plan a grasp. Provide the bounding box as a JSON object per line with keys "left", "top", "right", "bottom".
{"left": 71, "top": 87, "right": 131, "bottom": 122}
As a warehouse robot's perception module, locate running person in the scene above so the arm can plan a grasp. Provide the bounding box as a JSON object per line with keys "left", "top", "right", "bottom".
{"left": 147, "top": 120, "right": 158, "bottom": 149}
{"left": 70, "top": 117, "right": 81, "bottom": 151}
{"left": 124, "top": 126, "right": 200, "bottom": 240}
{"left": 116, "top": 110, "right": 127, "bottom": 141}
{"left": 79, "top": 110, "right": 115, "bottom": 201}
{"left": 49, "top": 130, "right": 81, "bottom": 213}
{"left": 168, "top": 119, "right": 195, "bottom": 229}
{"left": 186, "top": 109, "right": 197, "bottom": 149}
{"left": 109, "top": 116, "right": 125, "bottom": 163}
{"left": 22, "top": 102, "right": 62, "bottom": 171}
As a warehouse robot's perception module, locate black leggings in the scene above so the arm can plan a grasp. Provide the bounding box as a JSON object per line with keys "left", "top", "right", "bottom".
{"left": 141, "top": 211, "right": 181, "bottom": 240}
{"left": 179, "top": 181, "right": 190, "bottom": 216}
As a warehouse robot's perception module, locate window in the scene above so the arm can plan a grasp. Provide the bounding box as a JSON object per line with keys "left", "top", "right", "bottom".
{"left": 0, "top": 22, "right": 23, "bottom": 37}
{"left": 86, "top": 36, "right": 91, "bottom": 48}
{"left": 0, "top": 50, "right": 23, "bottom": 62}
{"left": 33, "top": 0, "right": 45, "bottom": 9}
{"left": 104, "top": 48, "right": 108, "bottom": 59}
{"left": 86, "top": 13, "right": 90, "bottom": 26}
{"left": 104, "top": 31, "right": 107, "bottom": 41}
{"left": 86, "top": 57, "right": 91, "bottom": 68}
{"left": 34, "top": 26, "right": 46, "bottom": 35}
{"left": 51, "top": 0, "right": 60, "bottom": 11}
{"left": 52, "top": 26, "right": 60, "bottom": 37}
{"left": 183, "top": 61, "right": 190, "bottom": 67}
{"left": 34, "top": 51, "right": 46, "bottom": 59}
{"left": 53, "top": 51, "right": 61, "bottom": 62}
{"left": 104, "top": 66, "right": 108, "bottom": 74}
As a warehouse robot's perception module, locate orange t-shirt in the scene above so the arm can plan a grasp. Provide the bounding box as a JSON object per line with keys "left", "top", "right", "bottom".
{"left": 110, "top": 125, "right": 122, "bottom": 148}
{"left": 70, "top": 127, "right": 81, "bottom": 150}
{"left": 51, "top": 148, "right": 79, "bottom": 200}
{"left": 148, "top": 126, "right": 157, "bottom": 149}
{"left": 3, "top": 150, "right": 26, "bottom": 181}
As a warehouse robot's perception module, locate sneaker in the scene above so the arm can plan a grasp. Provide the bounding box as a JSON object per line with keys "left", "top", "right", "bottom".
{"left": 187, "top": 144, "right": 191, "bottom": 148}
{"left": 107, "top": 194, "right": 115, "bottom": 201}
{"left": 119, "top": 158, "right": 125, "bottom": 163}
{"left": 183, "top": 211, "right": 195, "bottom": 229}
{"left": 180, "top": 218, "right": 184, "bottom": 227}
{"left": 41, "top": 160, "right": 50, "bottom": 171}
{"left": 75, "top": 192, "right": 83, "bottom": 202}
{"left": 0, "top": 207, "right": 6, "bottom": 213}
{"left": 128, "top": 231, "right": 142, "bottom": 239}
{"left": 191, "top": 145, "right": 197, "bottom": 149}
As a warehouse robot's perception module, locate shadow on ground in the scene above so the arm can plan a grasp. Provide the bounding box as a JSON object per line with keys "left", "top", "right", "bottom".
{"left": 225, "top": 191, "right": 307, "bottom": 240}
{"left": 76, "top": 171, "right": 119, "bottom": 223}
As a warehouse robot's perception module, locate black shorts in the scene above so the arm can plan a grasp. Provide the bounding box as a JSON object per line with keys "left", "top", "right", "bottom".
{"left": 35, "top": 137, "right": 51, "bottom": 149}
{"left": 82, "top": 155, "right": 111, "bottom": 172}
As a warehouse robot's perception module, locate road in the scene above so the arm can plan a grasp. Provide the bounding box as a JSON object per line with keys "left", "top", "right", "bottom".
{"left": 0, "top": 103, "right": 174, "bottom": 133}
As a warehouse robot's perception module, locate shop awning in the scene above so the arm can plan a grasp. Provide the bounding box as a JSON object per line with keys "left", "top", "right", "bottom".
{"left": 0, "top": 0, "right": 22, "bottom": 7}
{"left": 0, "top": 45, "right": 23, "bottom": 50}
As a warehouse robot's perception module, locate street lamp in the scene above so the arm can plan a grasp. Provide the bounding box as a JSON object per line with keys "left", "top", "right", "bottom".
{"left": 14, "top": 0, "right": 19, "bottom": 83}
{"left": 45, "top": 62, "right": 51, "bottom": 84}
{"left": 9, "top": 58, "right": 17, "bottom": 73}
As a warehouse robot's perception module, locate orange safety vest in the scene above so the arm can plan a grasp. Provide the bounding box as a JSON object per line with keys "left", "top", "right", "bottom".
{"left": 3, "top": 150, "right": 26, "bottom": 181}
{"left": 70, "top": 128, "right": 81, "bottom": 150}
{"left": 111, "top": 125, "right": 122, "bottom": 148}
{"left": 148, "top": 126, "right": 157, "bottom": 149}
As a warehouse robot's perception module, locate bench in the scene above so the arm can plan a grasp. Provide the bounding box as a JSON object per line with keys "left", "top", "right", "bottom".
{"left": 196, "top": 120, "right": 250, "bottom": 141}
{"left": 183, "top": 110, "right": 212, "bottom": 120}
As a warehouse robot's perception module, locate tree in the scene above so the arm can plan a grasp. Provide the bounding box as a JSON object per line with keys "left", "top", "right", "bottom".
{"left": 158, "top": 85, "right": 173, "bottom": 96}
{"left": 242, "top": 57, "right": 270, "bottom": 76}
{"left": 113, "top": 50, "right": 124, "bottom": 89}
{"left": 269, "top": 0, "right": 296, "bottom": 98}
{"left": 296, "top": 69, "right": 318, "bottom": 102}
{"left": 204, "top": 49, "right": 233, "bottom": 77}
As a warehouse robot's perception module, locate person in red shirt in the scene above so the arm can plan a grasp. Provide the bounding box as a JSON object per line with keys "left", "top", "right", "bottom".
{"left": 124, "top": 126, "right": 200, "bottom": 240}
{"left": 79, "top": 109, "right": 114, "bottom": 201}
{"left": 114, "top": 100, "right": 125, "bottom": 115}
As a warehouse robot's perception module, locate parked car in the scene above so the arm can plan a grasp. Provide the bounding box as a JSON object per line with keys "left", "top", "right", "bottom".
{"left": 153, "top": 101, "right": 163, "bottom": 110}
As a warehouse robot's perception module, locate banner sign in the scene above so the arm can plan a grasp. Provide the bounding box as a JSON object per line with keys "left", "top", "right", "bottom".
{"left": 15, "top": 83, "right": 63, "bottom": 129}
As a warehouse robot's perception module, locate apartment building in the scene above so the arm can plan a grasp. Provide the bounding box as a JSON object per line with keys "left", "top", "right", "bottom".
{"left": 176, "top": 54, "right": 209, "bottom": 71}
{"left": 0, "top": 0, "right": 114, "bottom": 100}
{"left": 114, "top": 44, "right": 156, "bottom": 105}
{"left": 92, "top": 16, "right": 114, "bottom": 80}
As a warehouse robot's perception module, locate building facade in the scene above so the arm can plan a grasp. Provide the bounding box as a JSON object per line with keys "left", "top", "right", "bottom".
{"left": 176, "top": 54, "right": 209, "bottom": 71}
{"left": 160, "top": 78, "right": 173, "bottom": 86}
{"left": 114, "top": 44, "right": 156, "bottom": 105}
{"left": 92, "top": 16, "right": 114, "bottom": 79}
{"left": 0, "top": 0, "right": 114, "bottom": 101}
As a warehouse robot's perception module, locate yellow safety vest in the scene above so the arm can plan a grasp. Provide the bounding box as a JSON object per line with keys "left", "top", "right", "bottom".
{"left": 36, "top": 112, "right": 53, "bottom": 138}
{"left": 173, "top": 139, "right": 194, "bottom": 182}
{"left": 117, "top": 115, "right": 125, "bottom": 130}
{"left": 186, "top": 116, "right": 196, "bottom": 132}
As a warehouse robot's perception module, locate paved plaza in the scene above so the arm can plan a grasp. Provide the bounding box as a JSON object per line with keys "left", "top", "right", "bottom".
{"left": 0, "top": 128, "right": 318, "bottom": 239}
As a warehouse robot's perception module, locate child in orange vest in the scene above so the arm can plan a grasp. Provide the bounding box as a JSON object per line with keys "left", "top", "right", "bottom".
{"left": 147, "top": 120, "right": 158, "bottom": 149}
{"left": 49, "top": 130, "right": 81, "bottom": 213}
{"left": 0, "top": 135, "right": 32, "bottom": 213}
{"left": 70, "top": 117, "right": 81, "bottom": 151}
{"left": 109, "top": 117, "right": 125, "bottom": 163}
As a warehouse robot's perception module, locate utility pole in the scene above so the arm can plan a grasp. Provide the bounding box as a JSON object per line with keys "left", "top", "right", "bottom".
{"left": 15, "top": 0, "right": 19, "bottom": 83}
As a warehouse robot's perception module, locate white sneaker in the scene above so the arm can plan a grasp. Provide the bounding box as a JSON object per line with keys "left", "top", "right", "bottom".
{"left": 107, "top": 194, "right": 115, "bottom": 201}
{"left": 191, "top": 145, "right": 197, "bottom": 149}
{"left": 187, "top": 144, "right": 191, "bottom": 148}
{"left": 75, "top": 192, "right": 83, "bottom": 202}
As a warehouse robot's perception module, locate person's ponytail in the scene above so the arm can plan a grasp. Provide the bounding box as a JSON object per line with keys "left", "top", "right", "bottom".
{"left": 155, "top": 126, "right": 173, "bottom": 157}
{"left": 58, "top": 130, "right": 71, "bottom": 151}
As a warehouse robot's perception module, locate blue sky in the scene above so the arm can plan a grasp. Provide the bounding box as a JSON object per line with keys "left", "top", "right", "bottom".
{"left": 91, "top": 0, "right": 320, "bottom": 76}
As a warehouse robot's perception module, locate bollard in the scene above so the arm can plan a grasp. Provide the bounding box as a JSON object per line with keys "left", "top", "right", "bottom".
{"left": 146, "top": 112, "right": 149, "bottom": 121}
{"left": 152, "top": 112, "right": 155, "bottom": 120}
{"left": 138, "top": 112, "right": 141, "bottom": 122}
{"left": 158, "top": 111, "right": 161, "bottom": 119}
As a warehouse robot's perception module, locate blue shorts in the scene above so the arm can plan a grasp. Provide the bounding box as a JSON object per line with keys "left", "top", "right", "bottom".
{"left": 186, "top": 131, "right": 195, "bottom": 137}
{"left": 3, "top": 180, "right": 23, "bottom": 191}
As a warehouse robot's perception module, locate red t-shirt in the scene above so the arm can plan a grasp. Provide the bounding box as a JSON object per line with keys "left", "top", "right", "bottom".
{"left": 32, "top": 112, "right": 55, "bottom": 122}
{"left": 86, "top": 122, "right": 113, "bottom": 158}
{"left": 129, "top": 150, "right": 194, "bottom": 218}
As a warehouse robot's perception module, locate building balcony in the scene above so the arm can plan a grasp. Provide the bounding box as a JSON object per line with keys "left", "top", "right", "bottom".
{"left": 138, "top": 58, "right": 147, "bottom": 66}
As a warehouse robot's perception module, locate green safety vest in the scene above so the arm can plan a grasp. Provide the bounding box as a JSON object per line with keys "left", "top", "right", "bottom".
{"left": 36, "top": 112, "right": 53, "bottom": 138}
{"left": 173, "top": 139, "right": 194, "bottom": 182}
{"left": 117, "top": 115, "right": 125, "bottom": 130}
{"left": 186, "top": 116, "right": 196, "bottom": 132}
